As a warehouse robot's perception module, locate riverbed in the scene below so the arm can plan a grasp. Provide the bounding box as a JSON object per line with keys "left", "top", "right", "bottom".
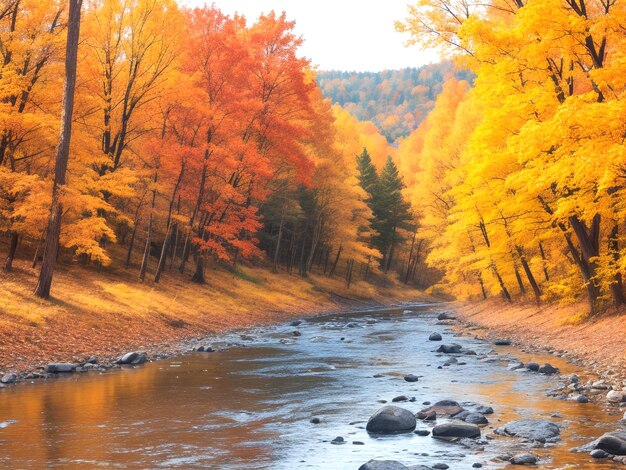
{"left": 0, "top": 303, "right": 619, "bottom": 468}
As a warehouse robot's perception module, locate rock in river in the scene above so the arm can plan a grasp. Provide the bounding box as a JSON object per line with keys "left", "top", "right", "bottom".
{"left": 436, "top": 344, "right": 463, "bottom": 354}
{"left": 404, "top": 374, "right": 419, "bottom": 383}
{"left": 495, "top": 419, "right": 560, "bottom": 442}
{"left": 590, "top": 431, "right": 626, "bottom": 455}
{"left": 538, "top": 363, "right": 558, "bottom": 375}
{"left": 1, "top": 373, "right": 17, "bottom": 384}
{"left": 510, "top": 453, "right": 538, "bottom": 465}
{"left": 464, "top": 412, "right": 489, "bottom": 425}
{"left": 494, "top": 339, "right": 511, "bottom": 346}
{"left": 417, "top": 400, "right": 464, "bottom": 419}
{"left": 116, "top": 351, "right": 147, "bottom": 365}
{"left": 359, "top": 460, "right": 408, "bottom": 470}
{"left": 45, "top": 363, "right": 76, "bottom": 373}
{"left": 525, "top": 362, "right": 540, "bottom": 372}
{"left": 366, "top": 406, "right": 417, "bottom": 434}
{"left": 432, "top": 422, "right": 481, "bottom": 439}
{"left": 429, "top": 333, "right": 442, "bottom": 341}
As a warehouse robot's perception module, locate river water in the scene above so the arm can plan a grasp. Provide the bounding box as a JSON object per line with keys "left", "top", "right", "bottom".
{"left": 0, "top": 303, "right": 620, "bottom": 468}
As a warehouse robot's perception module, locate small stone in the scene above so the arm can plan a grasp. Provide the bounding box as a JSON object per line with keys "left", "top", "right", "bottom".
{"left": 290, "top": 320, "right": 302, "bottom": 327}
{"left": 494, "top": 339, "right": 511, "bottom": 346}
{"left": 472, "top": 464, "right": 483, "bottom": 468}
{"left": 45, "top": 363, "right": 76, "bottom": 373}
{"left": 510, "top": 453, "right": 538, "bottom": 465}
{"left": 392, "top": 395, "right": 408, "bottom": 402}
{"left": 590, "top": 449, "right": 609, "bottom": 459}
{"left": 432, "top": 464, "right": 449, "bottom": 470}
{"left": 414, "top": 429, "right": 430, "bottom": 436}
{"left": 116, "top": 352, "right": 147, "bottom": 365}
{"left": 0, "top": 373, "right": 17, "bottom": 384}
{"left": 538, "top": 364, "right": 558, "bottom": 375}
{"left": 310, "top": 417, "right": 321, "bottom": 424}
{"left": 465, "top": 412, "right": 488, "bottom": 425}
{"left": 331, "top": 436, "right": 345, "bottom": 445}
{"left": 292, "top": 330, "right": 302, "bottom": 337}
{"left": 476, "top": 406, "right": 494, "bottom": 415}
{"left": 429, "top": 333, "right": 442, "bottom": 341}
{"left": 353, "top": 441, "right": 365, "bottom": 445}
{"left": 607, "top": 390, "right": 625, "bottom": 403}
{"left": 404, "top": 374, "right": 419, "bottom": 383}
{"left": 526, "top": 362, "right": 540, "bottom": 372}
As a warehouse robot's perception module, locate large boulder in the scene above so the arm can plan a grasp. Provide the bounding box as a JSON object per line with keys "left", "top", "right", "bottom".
{"left": 495, "top": 419, "right": 560, "bottom": 442}
{"left": 45, "top": 363, "right": 76, "bottom": 373}
{"left": 432, "top": 422, "right": 481, "bottom": 439}
{"left": 366, "top": 406, "right": 417, "bottom": 434}
{"left": 359, "top": 461, "right": 408, "bottom": 470}
{"left": 116, "top": 351, "right": 147, "bottom": 365}
{"left": 592, "top": 432, "right": 626, "bottom": 455}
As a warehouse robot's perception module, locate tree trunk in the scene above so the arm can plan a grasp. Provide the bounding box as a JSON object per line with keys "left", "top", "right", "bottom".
{"left": 139, "top": 173, "right": 158, "bottom": 281}
{"left": 492, "top": 263, "right": 512, "bottom": 302}
{"left": 125, "top": 219, "right": 139, "bottom": 268}
{"left": 514, "top": 265, "right": 526, "bottom": 295}
{"left": 4, "top": 232, "right": 19, "bottom": 272}
{"left": 34, "top": 0, "right": 82, "bottom": 299}
{"left": 329, "top": 244, "right": 342, "bottom": 277}
{"left": 538, "top": 241, "right": 550, "bottom": 281}
{"left": 272, "top": 212, "right": 284, "bottom": 273}
{"left": 191, "top": 255, "right": 205, "bottom": 283}
{"left": 608, "top": 224, "right": 625, "bottom": 307}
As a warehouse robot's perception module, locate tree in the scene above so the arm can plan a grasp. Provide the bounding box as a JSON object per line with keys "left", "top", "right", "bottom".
{"left": 34, "top": 0, "right": 83, "bottom": 298}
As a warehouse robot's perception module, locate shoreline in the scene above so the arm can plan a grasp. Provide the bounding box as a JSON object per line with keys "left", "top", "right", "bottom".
{"left": 453, "top": 300, "right": 626, "bottom": 414}
{"left": 0, "top": 297, "right": 431, "bottom": 388}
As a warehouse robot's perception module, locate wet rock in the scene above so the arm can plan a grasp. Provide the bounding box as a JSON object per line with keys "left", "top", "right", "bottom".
{"left": 116, "top": 352, "right": 147, "bottom": 365}
{"left": 443, "top": 357, "right": 458, "bottom": 366}
{"left": 292, "top": 330, "right": 302, "bottom": 337}
{"left": 290, "top": 320, "right": 302, "bottom": 327}
{"left": 1, "top": 373, "right": 17, "bottom": 384}
{"left": 239, "top": 335, "right": 254, "bottom": 341}
{"left": 465, "top": 412, "right": 489, "bottom": 425}
{"left": 416, "top": 410, "right": 437, "bottom": 421}
{"left": 331, "top": 436, "right": 345, "bottom": 445}
{"left": 346, "top": 323, "right": 358, "bottom": 328}
{"left": 476, "top": 405, "right": 494, "bottom": 415}
{"left": 45, "top": 363, "right": 76, "bottom": 373}
{"left": 404, "top": 374, "right": 419, "bottom": 383}
{"left": 417, "top": 400, "right": 464, "bottom": 419}
{"left": 436, "top": 344, "right": 463, "bottom": 354}
{"left": 570, "top": 394, "right": 589, "bottom": 403}
{"left": 494, "top": 339, "right": 511, "bottom": 346}
{"left": 310, "top": 417, "right": 321, "bottom": 424}
{"left": 453, "top": 410, "right": 471, "bottom": 420}
{"left": 429, "top": 333, "right": 442, "bottom": 341}
{"left": 495, "top": 420, "right": 560, "bottom": 442}
{"left": 592, "top": 380, "right": 608, "bottom": 390}
{"left": 358, "top": 460, "right": 408, "bottom": 470}
{"left": 353, "top": 441, "right": 364, "bottom": 445}
{"left": 195, "top": 346, "right": 214, "bottom": 352}
{"left": 366, "top": 406, "right": 417, "bottom": 434}
{"left": 509, "top": 362, "right": 525, "bottom": 370}
{"left": 538, "top": 364, "right": 558, "bottom": 375}
{"left": 392, "top": 395, "right": 408, "bottom": 402}
{"left": 590, "top": 449, "right": 609, "bottom": 459}
{"left": 414, "top": 429, "right": 430, "bottom": 436}
{"left": 526, "top": 362, "right": 540, "bottom": 372}
{"left": 607, "top": 390, "right": 626, "bottom": 403}
{"left": 472, "top": 464, "right": 483, "bottom": 468}
{"left": 510, "top": 453, "right": 538, "bottom": 465}
{"left": 432, "top": 464, "right": 449, "bottom": 470}
{"left": 85, "top": 356, "right": 98, "bottom": 364}
{"left": 591, "top": 431, "right": 626, "bottom": 455}
{"left": 432, "top": 422, "right": 481, "bottom": 439}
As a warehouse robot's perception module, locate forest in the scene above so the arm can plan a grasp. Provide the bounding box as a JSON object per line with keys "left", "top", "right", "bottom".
{"left": 318, "top": 64, "right": 472, "bottom": 144}
{"left": 0, "top": 0, "right": 431, "bottom": 303}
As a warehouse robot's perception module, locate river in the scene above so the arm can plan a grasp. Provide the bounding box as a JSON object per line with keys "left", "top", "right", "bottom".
{"left": 0, "top": 303, "right": 618, "bottom": 468}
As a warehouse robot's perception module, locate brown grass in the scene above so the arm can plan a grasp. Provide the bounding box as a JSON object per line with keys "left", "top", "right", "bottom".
{"left": 455, "top": 300, "right": 626, "bottom": 379}
{"left": 0, "top": 258, "right": 425, "bottom": 372}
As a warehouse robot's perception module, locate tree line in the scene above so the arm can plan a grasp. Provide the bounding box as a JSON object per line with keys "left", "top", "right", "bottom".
{"left": 0, "top": 0, "right": 427, "bottom": 299}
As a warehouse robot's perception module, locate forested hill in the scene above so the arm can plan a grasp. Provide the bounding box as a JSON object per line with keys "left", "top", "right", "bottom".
{"left": 317, "top": 62, "right": 472, "bottom": 144}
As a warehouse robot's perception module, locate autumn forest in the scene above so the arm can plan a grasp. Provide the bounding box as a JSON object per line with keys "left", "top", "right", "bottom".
{"left": 3, "top": 0, "right": 626, "bottom": 315}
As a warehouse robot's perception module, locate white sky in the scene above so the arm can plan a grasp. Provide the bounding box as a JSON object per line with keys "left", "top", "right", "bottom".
{"left": 180, "top": 0, "right": 440, "bottom": 71}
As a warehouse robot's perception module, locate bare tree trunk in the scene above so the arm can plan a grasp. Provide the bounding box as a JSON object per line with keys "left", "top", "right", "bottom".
{"left": 538, "top": 241, "right": 550, "bottom": 281}
{"left": 139, "top": 173, "right": 158, "bottom": 281}
{"left": 608, "top": 224, "right": 625, "bottom": 307}
{"left": 329, "top": 244, "right": 342, "bottom": 277}
{"left": 272, "top": 212, "right": 284, "bottom": 273}
{"left": 4, "top": 232, "right": 19, "bottom": 272}
{"left": 34, "top": 0, "right": 82, "bottom": 299}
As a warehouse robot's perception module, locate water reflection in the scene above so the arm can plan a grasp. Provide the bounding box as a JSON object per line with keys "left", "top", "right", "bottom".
{"left": 0, "top": 305, "right": 620, "bottom": 468}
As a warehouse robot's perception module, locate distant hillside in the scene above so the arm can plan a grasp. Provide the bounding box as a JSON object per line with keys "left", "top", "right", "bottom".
{"left": 317, "top": 63, "right": 473, "bottom": 144}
